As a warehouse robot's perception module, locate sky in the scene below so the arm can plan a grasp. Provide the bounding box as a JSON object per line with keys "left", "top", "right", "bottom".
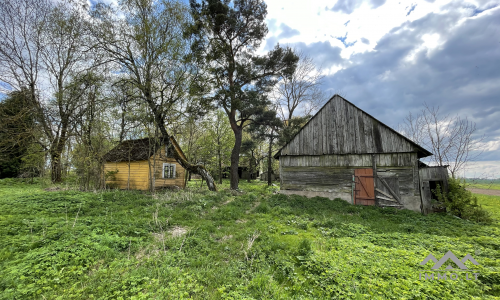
{"left": 259, "top": 0, "right": 500, "bottom": 178}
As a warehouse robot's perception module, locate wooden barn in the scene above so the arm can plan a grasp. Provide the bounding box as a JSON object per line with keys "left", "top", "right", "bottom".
{"left": 103, "top": 137, "right": 186, "bottom": 190}
{"left": 274, "top": 94, "right": 442, "bottom": 213}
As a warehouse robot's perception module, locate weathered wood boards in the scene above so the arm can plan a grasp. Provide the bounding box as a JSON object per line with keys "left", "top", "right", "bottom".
{"left": 277, "top": 95, "right": 431, "bottom": 158}
{"left": 276, "top": 95, "right": 434, "bottom": 213}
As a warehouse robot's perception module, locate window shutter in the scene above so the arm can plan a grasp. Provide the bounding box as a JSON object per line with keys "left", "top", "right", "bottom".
{"left": 172, "top": 164, "right": 176, "bottom": 178}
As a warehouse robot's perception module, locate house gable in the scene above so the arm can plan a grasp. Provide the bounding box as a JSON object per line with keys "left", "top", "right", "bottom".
{"left": 275, "top": 95, "right": 432, "bottom": 158}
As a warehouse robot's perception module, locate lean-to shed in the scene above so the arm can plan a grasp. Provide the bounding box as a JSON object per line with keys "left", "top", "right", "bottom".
{"left": 274, "top": 94, "right": 440, "bottom": 213}
{"left": 103, "top": 137, "right": 186, "bottom": 190}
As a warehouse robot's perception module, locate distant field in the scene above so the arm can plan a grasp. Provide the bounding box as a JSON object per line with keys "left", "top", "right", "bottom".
{"left": 466, "top": 179, "right": 500, "bottom": 190}
{"left": 476, "top": 194, "right": 500, "bottom": 220}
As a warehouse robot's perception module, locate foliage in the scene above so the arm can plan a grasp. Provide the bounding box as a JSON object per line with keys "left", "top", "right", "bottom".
{"left": 0, "top": 90, "right": 39, "bottom": 179}
{"left": 0, "top": 179, "right": 499, "bottom": 299}
{"left": 186, "top": 0, "right": 298, "bottom": 189}
{"left": 434, "top": 177, "right": 492, "bottom": 223}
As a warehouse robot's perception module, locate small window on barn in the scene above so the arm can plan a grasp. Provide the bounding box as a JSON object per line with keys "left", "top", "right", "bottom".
{"left": 163, "top": 163, "right": 176, "bottom": 179}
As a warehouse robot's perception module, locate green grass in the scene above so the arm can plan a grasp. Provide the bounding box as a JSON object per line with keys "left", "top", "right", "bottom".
{"left": 465, "top": 179, "right": 500, "bottom": 190}
{"left": 477, "top": 194, "right": 500, "bottom": 220}
{"left": 0, "top": 178, "right": 499, "bottom": 299}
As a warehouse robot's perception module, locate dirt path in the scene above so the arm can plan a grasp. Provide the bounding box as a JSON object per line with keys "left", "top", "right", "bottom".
{"left": 467, "top": 188, "right": 500, "bottom": 196}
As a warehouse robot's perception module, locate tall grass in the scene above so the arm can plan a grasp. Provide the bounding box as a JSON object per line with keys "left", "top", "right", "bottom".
{"left": 0, "top": 178, "right": 499, "bottom": 299}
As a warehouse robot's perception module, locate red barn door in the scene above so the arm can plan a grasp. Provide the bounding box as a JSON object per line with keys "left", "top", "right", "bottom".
{"left": 354, "top": 169, "right": 375, "bottom": 206}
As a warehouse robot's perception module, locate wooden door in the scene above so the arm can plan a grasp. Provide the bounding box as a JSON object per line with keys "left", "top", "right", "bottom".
{"left": 354, "top": 169, "right": 375, "bottom": 206}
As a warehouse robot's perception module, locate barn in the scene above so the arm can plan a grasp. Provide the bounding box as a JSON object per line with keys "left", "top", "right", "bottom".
{"left": 103, "top": 137, "right": 186, "bottom": 190}
{"left": 274, "top": 94, "right": 444, "bottom": 213}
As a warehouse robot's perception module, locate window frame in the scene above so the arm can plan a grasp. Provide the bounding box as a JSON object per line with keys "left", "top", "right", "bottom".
{"left": 162, "top": 163, "right": 176, "bottom": 179}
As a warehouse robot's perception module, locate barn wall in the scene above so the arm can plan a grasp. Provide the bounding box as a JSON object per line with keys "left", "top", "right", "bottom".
{"left": 280, "top": 153, "right": 423, "bottom": 212}
{"left": 280, "top": 95, "right": 419, "bottom": 156}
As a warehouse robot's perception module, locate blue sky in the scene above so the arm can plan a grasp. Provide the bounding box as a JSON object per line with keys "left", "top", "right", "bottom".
{"left": 259, "top": 0, "right": 500, "bottom": 178}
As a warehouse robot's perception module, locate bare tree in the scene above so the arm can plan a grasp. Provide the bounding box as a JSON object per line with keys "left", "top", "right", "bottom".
{"left": 274, "top": 50, "right": 327, "bottom": 121}
{"left": 40, "top": 1, "right": 98, "bottom": 182}
{"left": 0, "top": 0, "right": 103, "bottom": 182}
{"left": 400, "top": 103, "right": 484, "bottom": 178}
{"left": 91, "top": 0, "right": 218, "bottom": 191}
{"left": 0, "top": 0, "right": 52, "bottom": 156}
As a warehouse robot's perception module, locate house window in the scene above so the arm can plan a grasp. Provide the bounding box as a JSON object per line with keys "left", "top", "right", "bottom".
{"left": 163, "top": 163, "right": 176, "bottom": 179}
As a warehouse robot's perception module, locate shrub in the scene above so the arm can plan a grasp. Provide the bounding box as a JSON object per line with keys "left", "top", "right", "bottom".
{"left": 434, "top": 177, "right": 492, "bottom": 223}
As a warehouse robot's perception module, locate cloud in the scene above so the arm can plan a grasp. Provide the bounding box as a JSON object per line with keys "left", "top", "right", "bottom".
{"left": 320, "top": 7, "right": 500, "bottom": 162}
{"left": 264, "top": 22, "right": 300, "bottom": 50}
{"left": 291, "top": 41, "right": 344, "bottom": 69}
{"left": 327, "top": 0, "right": 387, "bottom": 14}
{"left": 277, "top": 23, "right": 300, "bottom": 39}
{"left": 360, "top": 37, "right": 370, "bottom": 44}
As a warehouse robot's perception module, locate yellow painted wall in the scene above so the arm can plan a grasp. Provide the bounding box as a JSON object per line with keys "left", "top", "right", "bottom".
{"left": 104, "top": 147, "right": 186, "bottom": 190}
{"left": 104, "top": 160, "right": 150, "bottom": 190}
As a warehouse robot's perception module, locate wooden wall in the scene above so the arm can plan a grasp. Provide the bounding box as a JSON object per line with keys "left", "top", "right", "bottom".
{"left": 151, "top": 157, "right": 186, "bottom": 189}
{"left": 104, "top": 147, "right": 186, "bottom": 190}
{"left": 279, "top": 153, "right": 423, "bottom": 212}
{"left": 104, "top": 160, "right": 150, "bottom": 190}
{"left": 280, "top": 95, "right": 423, "bottom": 157}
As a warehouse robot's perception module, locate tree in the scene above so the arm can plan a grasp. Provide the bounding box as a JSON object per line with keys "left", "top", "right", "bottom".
{"left": 0, "top": 89, "right": 38, "bottom": 178}
{"left": 274, "top": 50, "right": 327, "bottom": 121}
{"left": 92, "top": 0, "right": 218, "bottom": 191}
{"left": 187, "top": 0, "right": 298, "bottom": 189}
{"left": 198, "top": 110, "right": 234, "bottom": 183}
{"left": 248, "top": 107, "right": 282, "bottom": 185}
{"left": 0, "top": 0, "right": 100, "bottom": 183}
{"left": 40, "top": 1, "right": 98, "bottom": 182}
{"left": 400, "top": 104, "right": 484, "bottom": 178}
{"left": 0, "top": 0, "right": 50, "bottom": 104}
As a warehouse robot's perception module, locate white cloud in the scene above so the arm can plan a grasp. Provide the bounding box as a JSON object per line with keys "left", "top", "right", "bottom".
{"left": 262, "top": 0, "right": 500, "bottom": 175}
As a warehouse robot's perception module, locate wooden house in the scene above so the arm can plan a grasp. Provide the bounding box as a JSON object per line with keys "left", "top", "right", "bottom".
{"left": 103, "top": 137, "right": 186, "bottom": 190}
{"left": 274, "top": 94, "right": 441, "bottom": 213}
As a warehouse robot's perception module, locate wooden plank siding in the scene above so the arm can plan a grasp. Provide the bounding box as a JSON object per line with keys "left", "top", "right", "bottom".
{"left": 279, "top": 95, "right": 428, "bottom": 157}
{"left": 104, "top": 161, "right": 150, "bottom": 190}
{"left": 104, "top": 146, "right": 186, "bottom": 190}
{"left": 280, "top": 153, "right": 423, "bottom": 212}
{"left": 280, "top": 153, "right": 417, "bottom": 168}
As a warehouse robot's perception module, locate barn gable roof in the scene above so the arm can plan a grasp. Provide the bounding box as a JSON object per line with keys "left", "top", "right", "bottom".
{"left": 274, "top": 95, "right": 432, "bottom": 159}
{"left": 103, "top": 136, "right": 186, "bottom": 162}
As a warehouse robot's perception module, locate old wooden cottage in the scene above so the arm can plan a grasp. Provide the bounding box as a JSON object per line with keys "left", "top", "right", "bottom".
{"left": 103, "top": 137, "right": 186, "bottom": 190}
{"left": 274, "top": 94, "right": 444, "bottom": 213}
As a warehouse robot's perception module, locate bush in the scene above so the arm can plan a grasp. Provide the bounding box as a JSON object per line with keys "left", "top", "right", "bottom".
{"left": 434, "top": 177, "right": 492, "bottom": 223}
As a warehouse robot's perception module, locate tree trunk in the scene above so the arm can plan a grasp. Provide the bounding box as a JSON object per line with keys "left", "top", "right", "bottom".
{"left": 230, "top": 126, "right": 243, "bottom": 190}
{"left": 144, "top": 96, "right": 217, "bottom": 191}
{"left": 169, "top": 140, "right": 217, "bottom": 191}
{"left": 218, "top": 148, "right": 222, "bottom": 184}
{"left": 50, "top": 152, "right": 62, "bottom": 183}
{"left": 267, "top": 135, "right": 273, "bottom": 186}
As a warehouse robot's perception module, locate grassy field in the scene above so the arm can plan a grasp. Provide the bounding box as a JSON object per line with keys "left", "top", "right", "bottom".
{"left": 465, "top": 179, "right": 500, "bottom": 190}
{"left": 0, "top": 178, "right": 499, "bottom": 299}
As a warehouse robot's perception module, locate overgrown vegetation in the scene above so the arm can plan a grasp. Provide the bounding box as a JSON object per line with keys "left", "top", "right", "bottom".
{"left": 1, "top": 179, "right": 499, "bottom": 299}
{"left": 434, "top": 178, "right": 492, "bottom": 223}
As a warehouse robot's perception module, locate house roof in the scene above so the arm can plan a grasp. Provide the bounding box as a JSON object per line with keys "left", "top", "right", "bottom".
{"left": 274, "top": 94, "right": 433, "bottom": 159}
{"left": 103, "top": 136, "right": 186, "bottom": 162}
